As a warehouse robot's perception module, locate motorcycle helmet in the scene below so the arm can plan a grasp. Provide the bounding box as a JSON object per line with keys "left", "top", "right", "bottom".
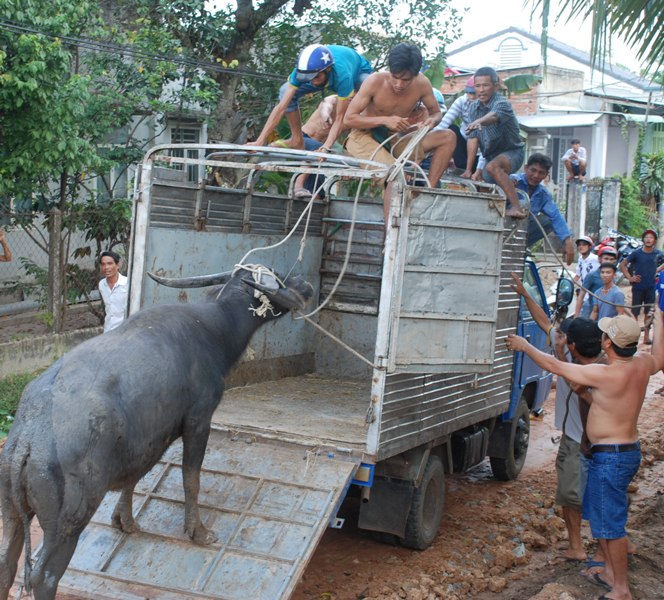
{"left": 642, "top": 228, "right": 658, "bottom": 241}
{"left": 295, "top": 44, "right": 334, "bottom": 83}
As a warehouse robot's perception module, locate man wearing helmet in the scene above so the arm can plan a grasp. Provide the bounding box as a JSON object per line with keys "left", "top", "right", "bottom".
{"left": 249, "top": 44, "right": 373, "bottom": 152}
{"left": 343, "top": 43, "right": 456, "bottom": 221}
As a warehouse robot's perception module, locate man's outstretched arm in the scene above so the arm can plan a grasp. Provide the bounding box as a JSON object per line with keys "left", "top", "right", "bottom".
{"left": 510, "top": 272, "right": 551, "bottom": 337}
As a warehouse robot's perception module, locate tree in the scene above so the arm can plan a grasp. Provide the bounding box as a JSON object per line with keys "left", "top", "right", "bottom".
{"left": 0, "top": 0, "right": 216, "bottom": 329}
{"left": 532, "top": 0, "right": 663, "bottom": 72}
{"left": 153, "top": 0, "right": 462, "bottom": 141}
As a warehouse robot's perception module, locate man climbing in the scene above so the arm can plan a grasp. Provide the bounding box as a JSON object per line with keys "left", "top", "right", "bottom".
{"left": 249, "top": 44, "right": 373, "bottom": 152}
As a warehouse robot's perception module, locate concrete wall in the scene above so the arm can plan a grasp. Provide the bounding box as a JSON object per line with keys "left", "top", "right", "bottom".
{"left": 0, "top": 327, "right": 101, "bottom": 377}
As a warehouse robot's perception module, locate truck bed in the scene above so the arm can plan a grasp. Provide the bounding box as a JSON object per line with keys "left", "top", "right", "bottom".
{"left": 211, "top": 374, "right": 371, "bottom": 451}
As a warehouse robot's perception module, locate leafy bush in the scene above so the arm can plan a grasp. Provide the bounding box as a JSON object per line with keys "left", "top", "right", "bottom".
{"left": 617, "top": 175, "right": 656, "bottom": 236}
{"left": 0, "top": 371, "right": 41, "bottom": 437}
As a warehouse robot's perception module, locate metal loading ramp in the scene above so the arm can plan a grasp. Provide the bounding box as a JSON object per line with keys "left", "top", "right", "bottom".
{"left": 57, "top": 430, "right": 358, "bottom": 600}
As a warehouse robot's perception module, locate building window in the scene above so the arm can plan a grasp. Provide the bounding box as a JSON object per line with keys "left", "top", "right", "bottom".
{"left": 652, "top": 123, "right": 664, "bottom": 154}
{"left": 170, "top": 126, "right": 201, "bottom": 183}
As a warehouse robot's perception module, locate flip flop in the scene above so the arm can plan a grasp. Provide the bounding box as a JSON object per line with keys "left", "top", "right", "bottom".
{"left": 586, "top": 559, "right": 605, "bottom": 569}
{"left": 581, "top": 570, "right": 611, "bottom": 589}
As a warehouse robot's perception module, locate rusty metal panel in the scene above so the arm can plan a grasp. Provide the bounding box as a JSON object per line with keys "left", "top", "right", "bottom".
{"left": 375, "top": 220, "right": 528, "bottom": 460}
{"left": 58, "top": 431, "right": 357, "bottom": 600}
{"left": 384, "top": 189, "right": 506, "bottom": 374}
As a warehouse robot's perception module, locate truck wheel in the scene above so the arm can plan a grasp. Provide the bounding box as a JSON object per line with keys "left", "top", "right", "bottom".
{"left": 401, "top": 455, "right": 445, "bottom": 550}
{"left": 490, "top": 397, "right": 530, "bottom": 481}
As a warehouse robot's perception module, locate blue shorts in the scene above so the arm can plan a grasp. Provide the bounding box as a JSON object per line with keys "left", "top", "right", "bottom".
{"left": 582, "top": 445, "right": 641, "bottom": 539}
{"left": 481, "top": 147, "right": 525, "bottom": 183}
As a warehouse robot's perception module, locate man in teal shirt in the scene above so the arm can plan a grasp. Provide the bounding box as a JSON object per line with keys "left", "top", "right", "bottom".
{"left": 250, "top": 44, "right": 373, "bottom": 152}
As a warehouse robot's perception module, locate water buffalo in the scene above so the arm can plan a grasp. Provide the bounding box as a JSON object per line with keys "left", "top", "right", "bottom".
{"left": 0, "top": 264, "right": 313, "bottom": 600}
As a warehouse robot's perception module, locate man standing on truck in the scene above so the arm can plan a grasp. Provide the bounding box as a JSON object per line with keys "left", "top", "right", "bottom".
{"left": 248, "top": 44, "right": 373, "bottom": 152}
{"left": 506, "top": 312, "right": 664, "bottom": 600}
{"left": 510, "top": 153, "right": 574, "bottom": 265}
{"left": 343, "top": 43, "right": 456, "bottom": 222}
{"left": 511, "top": 273, "right": 600, "bottom": 562}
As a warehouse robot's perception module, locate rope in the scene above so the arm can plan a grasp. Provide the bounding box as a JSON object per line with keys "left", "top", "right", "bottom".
{"left": 529, "top": 212, "right": 655, "bottom": 312}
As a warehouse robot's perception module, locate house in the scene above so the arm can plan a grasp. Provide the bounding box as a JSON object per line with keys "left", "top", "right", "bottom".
{"left": 441, "top": 27, "right": 664, "bottom": 188}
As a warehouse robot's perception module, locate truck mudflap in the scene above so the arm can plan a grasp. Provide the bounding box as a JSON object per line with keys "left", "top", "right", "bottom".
{"left": 57, "top": 429, "right": 359, "bottom": 600}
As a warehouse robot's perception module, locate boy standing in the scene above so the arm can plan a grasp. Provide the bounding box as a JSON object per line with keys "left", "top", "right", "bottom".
{"left": 590, "top": 263, "right": 626, "bottom": 320}
{"left": 620, "top": 228, "right": 662, "bottom": 344}
{"left": 466, "top": 66, "right": 526, "bottom": 218}
{"left": 574, "top": 235, "right": 600, "bottom": 318}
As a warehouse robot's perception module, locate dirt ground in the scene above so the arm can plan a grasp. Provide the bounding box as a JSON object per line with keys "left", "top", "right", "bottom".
{"left": 291, "top": 357, "right": 664, "bottom": 600}
{"left": 2, "top": 332, "right": 663, "bottom": 599}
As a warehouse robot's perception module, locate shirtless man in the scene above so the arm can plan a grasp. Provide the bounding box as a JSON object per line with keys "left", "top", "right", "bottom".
{"left": 343, "top": 43, "right": 456, "bottom": 222}
{"left": 507, "top": 312, "right": 664, "bottom": 600}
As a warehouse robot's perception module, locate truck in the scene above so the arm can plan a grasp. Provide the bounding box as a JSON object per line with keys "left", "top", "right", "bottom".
{"left": 58, "top": 144, "right": 572, "bottom": 599}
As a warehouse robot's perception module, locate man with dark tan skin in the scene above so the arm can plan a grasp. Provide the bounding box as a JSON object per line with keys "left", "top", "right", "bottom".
{"left": 506, "top": 312, "right": 664, "bottom": 600}
{"left": 343, "top": 43, "right": 456, "bottom": 223}
{"left": 466, "top": 67, "right": 526, "bottom": 218}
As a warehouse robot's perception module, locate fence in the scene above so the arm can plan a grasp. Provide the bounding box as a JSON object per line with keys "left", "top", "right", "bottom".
{"left": 0, "top": 201, "right": 131, "bottom": 342}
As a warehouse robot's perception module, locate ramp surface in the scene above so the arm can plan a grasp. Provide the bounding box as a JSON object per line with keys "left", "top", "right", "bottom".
{"left": 57, "top": 430, "right": 357, "bottom": 600}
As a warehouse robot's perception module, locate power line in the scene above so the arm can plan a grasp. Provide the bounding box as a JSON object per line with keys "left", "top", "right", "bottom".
{"left": 0, "top": 19, "right": 285, "bottom": 82}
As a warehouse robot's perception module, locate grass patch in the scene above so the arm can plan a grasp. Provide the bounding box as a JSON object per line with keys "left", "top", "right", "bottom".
{"left": 0, "top": 371, "right": 42, "bottom": 437}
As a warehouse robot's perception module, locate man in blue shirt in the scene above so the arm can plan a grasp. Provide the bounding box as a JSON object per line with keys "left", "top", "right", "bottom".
{"left": 511, "top": 153, "right": 574, "bottom": 265}
{"left": 620, "top": 228, "right": 663, "bottom": 344}
{"left": 249, "top": 44, "right": 373, "bottom": 152}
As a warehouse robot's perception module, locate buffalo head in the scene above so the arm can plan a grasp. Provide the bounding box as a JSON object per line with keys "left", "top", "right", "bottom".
{"left": 148, "top": 264, "right": 314, "bottom": 314}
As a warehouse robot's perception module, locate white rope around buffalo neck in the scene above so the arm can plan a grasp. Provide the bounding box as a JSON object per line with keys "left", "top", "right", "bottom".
{"left": 232, "top": 264, "right": 283, "bottom": 318}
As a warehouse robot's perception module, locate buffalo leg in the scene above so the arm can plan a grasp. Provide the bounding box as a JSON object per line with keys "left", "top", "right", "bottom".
{"left": 182, "top": 422, "right": 217, "bottom": 545}
{"left": 111, "top": 486, "right": 139, "bottom": 533}
{"left": 29, "top": 532, "right": 81, "bottom": 600}
{"left": 0, "top": 487, "right": 27, "bottom": 600}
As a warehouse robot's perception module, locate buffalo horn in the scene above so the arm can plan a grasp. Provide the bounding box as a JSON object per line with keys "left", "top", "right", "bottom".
{"left": 148, "top": 271, "right": 233, "bottom": 288}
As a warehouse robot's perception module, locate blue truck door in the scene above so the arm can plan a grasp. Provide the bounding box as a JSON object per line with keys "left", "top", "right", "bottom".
{"left": 512, "top": 260, "right": 554, "bottom": 414}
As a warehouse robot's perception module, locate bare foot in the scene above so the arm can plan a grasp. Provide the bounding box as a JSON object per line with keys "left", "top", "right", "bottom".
{"left": 460, "top": 169, "right": 472, "bottom": 178}
{"left": 504, "top": 206, "right": 528, "bottom": 219}
{"left": 567, "top": 175, "right": 574, "bottom": 182}
{"left": 560, "top": 548, "right": 587, "bottom": 561}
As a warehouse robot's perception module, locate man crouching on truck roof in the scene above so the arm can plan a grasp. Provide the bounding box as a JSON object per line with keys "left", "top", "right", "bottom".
{"left": 506, "top": 312, "right": 664, "bottom": 600}
{"left": 343, "top": 43, "right": 456, "bottom": 224}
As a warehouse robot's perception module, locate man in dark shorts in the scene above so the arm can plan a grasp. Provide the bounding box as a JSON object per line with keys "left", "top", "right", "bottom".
{"left": 466, "top": 66, "right": 526, "bottom": 218}
{"left": 619, "top": 228, "right": 662, "bottom": 344}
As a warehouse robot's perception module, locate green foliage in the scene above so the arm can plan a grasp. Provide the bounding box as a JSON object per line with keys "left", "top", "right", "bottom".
{"left": 533, "top": 0, "right": 663, "bottom": 72}
{"left": 0, "top": 371, "right": 42, "bottom": 437}
{"left": 503, "top": 74, "right": 543, "bottom": 96}
{"left": 639, "top": 152, "right": 664, "bottom": 201}
{"left": 617, "top": 174, "right": 656, "bottom": 235}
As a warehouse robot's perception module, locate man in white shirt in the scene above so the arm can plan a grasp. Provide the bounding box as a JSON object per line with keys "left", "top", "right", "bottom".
{"left": 574, "top": 236, "right": 600, "bottom": 318}
{"left": 98, "top": 251, "right": 128, "bottom": 332}
{"left": 561, "top": 139, "right": 588, "bottom": 182}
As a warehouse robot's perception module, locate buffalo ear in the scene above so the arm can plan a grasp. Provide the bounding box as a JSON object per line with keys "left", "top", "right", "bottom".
{"left": 148, "top": 271, "right": 233, "bottom": 289}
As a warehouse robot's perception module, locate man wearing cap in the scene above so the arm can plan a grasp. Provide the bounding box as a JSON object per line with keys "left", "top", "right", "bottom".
{"left": 576, "top": 246, "right": 619, "bottom": 317}
{"left": 620, "top": 228, "right": 662, "bottom": 344}
{"left": 511, "top": 272, "right": 601, "bottom": 562}
{"left": 507, "top": 312, "right": 664, "bottom": 600}
{"left": 249, "top": 44, "right": 373, "bottom": 152}
{"left": 99, "top": 251, "right": 128, "bottom": 333}
{"left": 574, "top": 235, "right": 600, "bottom": 318}
{"left": 432, "top": 77, "right": 483, "bottom": 177}
{"left": 511, "top": 153, "right": 574, "bottom": 265}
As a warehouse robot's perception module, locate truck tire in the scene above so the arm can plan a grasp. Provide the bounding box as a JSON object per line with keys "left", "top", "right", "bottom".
{"left": 490, "top": 397, "right": 530, "bottom": 481}
{"left": 401, "top": 455, "right": 445, "bottom": 550}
